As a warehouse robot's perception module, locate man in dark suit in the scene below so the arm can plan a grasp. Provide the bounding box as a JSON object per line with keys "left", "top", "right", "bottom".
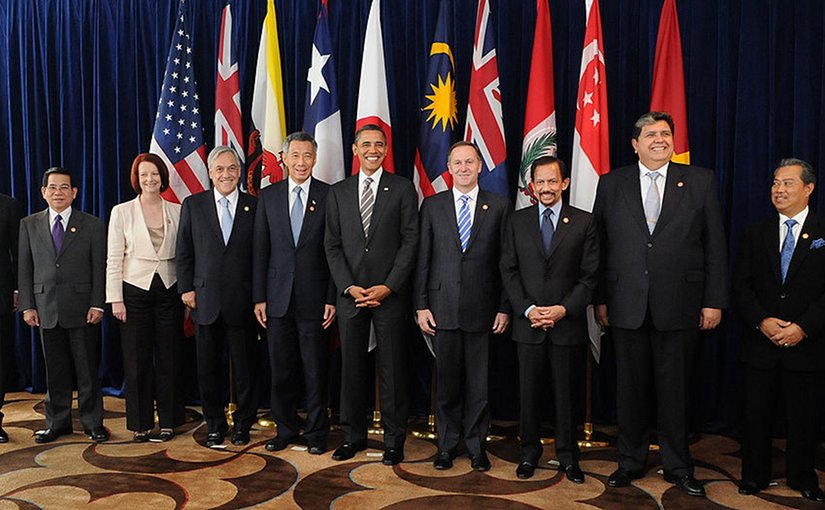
{"left": 593, "top": 112, "right": 728, "bottom": 497}
{"left": 18, "top": 167, "right": 108, "bottom": 443}
{"left": 325, "top": 124, "right": 418, "bottom": 465}
{"left": 0, "top": 193, "right": 22, "bottom": 443}
{"left": 500, "top": 156, "right": 599, "bottom": 482}
{"left": 415, "top": 141, "right": 510, "bottom": 471}
{"left": 734, "top": 158, "right": 825, "bottom": 503}
{"left": 253, "top": 131, "right": 336, "bottom": 455}
{"left": 176, "top": 146, "right": 258, "bottom": 447}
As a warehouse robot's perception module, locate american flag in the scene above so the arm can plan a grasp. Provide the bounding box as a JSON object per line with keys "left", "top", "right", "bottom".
{"left": 214, "top": 1, "right": 244, "bottom": 163}
{"left": 464, "top": 0, "right": 507, "bottom": 196}
{"left": 150, "top": 0, "right": 208, "bottom": 204}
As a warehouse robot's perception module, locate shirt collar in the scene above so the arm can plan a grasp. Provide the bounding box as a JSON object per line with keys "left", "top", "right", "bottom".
{"left": 537, "top": 200, "right": 562, "bottom": 220}
{"left": 213, "top": 187, "right": 239, "bottom": 208}
{"left": 779, "top": 206, "right": 809, "bottom": 228}
{"left": 452, "top": 185, "right": 479, "bottom": 204}
{"left": 638, "top": 161, "right": 670, "bottom": 179}
{"left": 359, "top": 168, "right": 383, "bottom": 188}
{"left": 289, "top": 176, "right": 312, "bottom": 196}
{"left": 49, "top": 206, "right": 72, "bottom": 223}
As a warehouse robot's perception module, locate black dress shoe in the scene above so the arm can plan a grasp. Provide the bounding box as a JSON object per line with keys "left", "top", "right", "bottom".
{"left": 158, "top": 429, "right": 175, "bottom": 442}
{"left": 85, "top": 427, "right": 110, "bottom": 443}
{"left": 434, "top": 451, "right": 454, "bottom": 470}
{"left": 516, "top": 461, "right": 535, "bottom": 479}
{"left": 35, "top": 428, "right": 73, "bottom": 444}
{"left": 670, "top": 474, "right": 705, "bottom": 497}
{"left": 0, "top": 426, "right": 8, "bottom": 443}
{"left": 800, "top": 488, "right": 825, "bottom": 503}
{"left": 471, "top": 452, "right": 491, "bottom": 471}
{"left": 562, "top": 464, "right": 585, "bottom": 484}
{"left": 265, "top": 436, "right": 297, "bottom": 452}
{"left": 738, "top": 480, "right": 765, "bottom": 495}
{"left": 607, "top": 468, "right": 644, "bottom": 488}
{"left": 382, "top": 448, "right": 404, "bottom": 465}
{"left": 307, "top": 443, "right": 327, "bottom": 455}
{"left": 231, "top": 430, "right": 250, "bottom": 445}
{"left": 331, "top": 442, "right": 365, "bottom": 461}
{"left": 133, "top": 431, "right": 150, "bottom": 443}
{"left": 206, "top": 431, "right": 225, "bottom": 447}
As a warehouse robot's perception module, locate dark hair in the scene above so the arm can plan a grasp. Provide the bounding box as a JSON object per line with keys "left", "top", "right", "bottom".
{"left": 283, "top": 131, "right": 318, "bottom": 154}
{"left": 530, "top": 155, "right": 567, "bottom": 181}
{"left": 353, "top": 123, "right": 386, "bottom": 144}
{"left": 775, "top": 158, "right": 816, "bottom": 185}
{"left": 632, "top": 111, "right": 675, "bottom": 140}
{"left": 41, "top": 167, "right": 75, "bottom": 188}
{"left": 447, "top": 141, "right": 483, "bottom": 162}
{"left": 130, "top": 153, "right": 170, "bottom": 194}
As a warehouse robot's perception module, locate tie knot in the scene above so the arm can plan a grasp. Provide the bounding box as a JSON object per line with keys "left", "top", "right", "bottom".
{"left": 364, "top": 177, "right": 373, "bottom": 187}
{"left": 785, "top": 218, "right": 797, "bottom": 228}
{"left": 219, "top": 197, "right": 229, "bottom": 208}
{"left": 543, "top": 208, "right": 553, "bottom": 220}
{"left": 55, "top": 214, "right": 63, "bottom": 223}
{"left": 294, "top": 187, "right": 302, "bottom": 196}
{"left": 647, "top": 171, "right": 661, "bottom": 182}
{"left": 460, "top": 195, "right": 470, "bottom": 205}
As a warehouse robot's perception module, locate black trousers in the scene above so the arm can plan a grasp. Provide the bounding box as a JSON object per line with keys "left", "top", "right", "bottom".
{"left": 268, "top": 310, "right": 329, "bottom": 444}
{"left": 120, "top": 275, "right": 184, "bottom": 431}
{"left": 195, "top": 317, "right": 258, "bottom": 433}
{"left": 613, "top": 318, "right": 696, "bottom": 477}
{"left": 41, "top": 324, "right": 104, "bottom": 431}
{"left": 433, "top": 329, "right": 489, "bottom": 456}
{"left": 338, "top": 309, "right": 408, "bottom": 449}
{"left": 0, "top": 313, "right": 14, "bottom": 425}
{"left": 741, "top": 364, "right": 822, "bottom": 490}
{"left": 518, "top": 341, "right": 582, "bottom": 466}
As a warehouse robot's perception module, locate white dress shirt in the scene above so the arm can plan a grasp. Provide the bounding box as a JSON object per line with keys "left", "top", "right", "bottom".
{"left": 358, "top": 168, "right": 383, "bottom": 208}
{"left": 213, "top": 187, "right": 239, "bottom": 233}
{"left": 452, "top": 185, "right": 480, "bottom": 224}
{"left": 638, "top": 161, "right": 669, "bottom": 205}
{"left": 289, "top": 177, "right": 311, "bottom": 219}
{"left": 778, "top": 206, "right": 809, "bottom": 253}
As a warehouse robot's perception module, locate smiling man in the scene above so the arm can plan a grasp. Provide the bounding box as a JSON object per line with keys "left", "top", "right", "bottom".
{"left": 414, "top": 141, "right": 510, "bottom": 472}
{"left": 593, "top": 112, "right": 728, "bottom": 497}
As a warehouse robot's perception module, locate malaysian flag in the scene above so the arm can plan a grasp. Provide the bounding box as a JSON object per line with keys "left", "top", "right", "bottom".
{"left": 413, "top": 0, "right": 456, "bottom": 204}
{"left": 150, "top": 0, "right": 208, "bottom": 204}
{"left": 214, "top": 1, "right": 244, "bottom": 163}
{"left": 464, "top": 0, "right": 507, "bottom": 196}
{"left": 303, "top": 0, "right": 344, "bottom": 185}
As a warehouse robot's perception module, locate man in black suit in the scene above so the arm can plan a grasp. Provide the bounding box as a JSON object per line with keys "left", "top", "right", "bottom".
{"left": 415, "top": 141, "right": 510, "bottom": 471}
{"left": 325, "top": 124, "right": 418, "bottom": 465}
{"left": 0, "top": 193, "right": 22, "bottom": 443}
{"left": 734, "top": 158, "right": 825, "bottom": 503}
{"left": 500, "top": 156, "right": 599, "bottom": 482}
{"left": 593, "top": 112, "right": 728, "bottom": 497}
{"left": 253, "top": 131, "right": 336, "bottom": 455}
{"left": 18, "top": 167, "right": 108, "bottom": 443}
{"left": 176, "top": 146, "right": 258, "bottom": 447}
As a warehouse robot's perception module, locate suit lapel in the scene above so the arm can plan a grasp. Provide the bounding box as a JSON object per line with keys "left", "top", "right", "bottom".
{"left": 764, "top": 219, "right": 782, "bottom": 285}
{"left": 205, "top": 191, "right": 225, "bottom": 245}
{"left": 366, "top": 173, "right": 390, "bottom": 240}
{"left": 346, "top": 175, "right": 367, "bottom": 242}
{"left": 618, "top": 168, "right": 649, "bottom": 236}
{"left": 466, "top": 191, "right": 489, "bottom": 251}
{"left": 784, "top": 215, "right": 819, "bottom": 284}
{"left": 59, "top": 211, "right": 82, "bottom": 257}
{"left": 230, "top": 193, "right": 253, "bottom": 245}
{"left": 36, "top": 210, "right": 57, "bottom": 258}
{"left": 548, "top": 204, "right": 572, "bottom": 258}
{"left": 654, "top": 164, "right": 688, "bottom": 234}
{"left": 524, "top": 205, "right": 546, "bottom": 258}
{"left": 296, "top": 179, "right": 320, "bottom": 249}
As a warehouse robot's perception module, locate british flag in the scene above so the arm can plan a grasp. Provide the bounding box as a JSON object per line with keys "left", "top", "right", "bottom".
{"left": 214, "top": 1, "right": 244, "bottom": 164}
{"left": 464, "top": 0, "right": 507, "bottom": 196}
{"left": 149, "top": 0, "right": 208, "bottom": 204}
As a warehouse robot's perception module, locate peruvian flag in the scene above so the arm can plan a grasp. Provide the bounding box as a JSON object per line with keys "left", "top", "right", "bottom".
{"left": 353, "top": 0, "right": 394, "bottom": 174}
{"left": 517, "top": 0, "right": 557, "bottom": 210}
{"left": 650, "top": 0, "right": 689, "bottom": 164}
{"left": 214, "top": 1, "right": 244, "bottom": 162}
{"left": 569, "top": 0, "right": 609, "bottom": 214}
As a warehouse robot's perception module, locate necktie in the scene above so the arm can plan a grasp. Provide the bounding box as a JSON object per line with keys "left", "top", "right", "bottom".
{"left": 780, "top": 218, "right": 797, "bottom": 283}
{"left": 52, "top": 214, "right": 64, "bottom": 253}
{"left": 644, "top": 171, "right": 662, "bottom": 234}
{"left": 360, "top": 177, "right": 374, "bottom": 236}
{"left": 219, "top": 197, "right": 233, "bottom": 245}
{"left": 291, "top": 187, "right": 304, "bottom": 246}
{"left": 541, "top": 208, "right": 554, "bottom": 255}
{"left": 457, "top": 195, "right": 472, "bottom": 252}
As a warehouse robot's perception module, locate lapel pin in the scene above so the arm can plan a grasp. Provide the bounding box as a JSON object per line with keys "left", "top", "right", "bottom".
{"left": 677, "top": 181, "right": 684, "bottom": 187}
{"left": 309, "top": 205, "right": 316, "bottom": 212}
{"left": 563, "top": 217, "right": 569, "bottom": 224}
{"left": 482, "top": 204, "right": 489, "bottom": 210}
{"left": 311, "top": 199, "right": 317, "bottom": 205}
{"left": 243, "top": 205, "right": 250, "bottom": 212}
{"left": 70, "top": 227, "right": 77, "bottom": 233}
{"left": 383, "top": 187, "right": 389, "bottom": 192}
{"left": 802, "top": 233, "right": 809, "bottom": 239}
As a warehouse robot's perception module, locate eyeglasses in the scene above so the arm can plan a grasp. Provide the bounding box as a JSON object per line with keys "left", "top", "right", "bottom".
{"left": 45, "top": 184, "right": 72, "bottom": 192}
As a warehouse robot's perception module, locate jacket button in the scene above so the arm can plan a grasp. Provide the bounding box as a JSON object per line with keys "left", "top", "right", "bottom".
{"left": 365, "top": 248, "right": 369, "bottom": 253}
{"left": 644, "top": 270, "right": 648, "bottom": 275}
{"left": 647, "top": 242, "right": 653, "bottom": 248}
{"left": 55, "top": 263, "right": 60, "bottom": 268}
{"left": 780, "top": 293, "right": 786, "bottom": 299}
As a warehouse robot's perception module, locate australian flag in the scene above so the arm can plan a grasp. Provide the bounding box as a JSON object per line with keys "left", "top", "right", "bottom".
{"left": 413, "top": 0, "right": 457, "bottom": 204}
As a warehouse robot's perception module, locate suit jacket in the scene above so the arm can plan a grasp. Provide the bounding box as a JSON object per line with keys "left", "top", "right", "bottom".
{"left": 18, "top": 209, "right": 106, "bottom": 329}
{"left": 0, "top": 194, "right": 21, "bottom": 315}
{"left": 325, "top": 171, "right": 419, "bottom": 318}
{"left": 176, "top": 189, "right": 256, "bottom": 326}
{"left": 414, "top": 189, "right": 510, "bottom": 332}
{"left": 501, "top": 204, "right": 599, "bottom": 345}
{"left": 734, "top": 213, "right": 825, "bottom": 371}
{"left": 106, "top": 197, "right": 181, "bottom": 302}
{"left": 593, "top": 163, "right": 729, "bottom": 330}
{"left": 252, "top": 177, "right": 336, "bottom": 319}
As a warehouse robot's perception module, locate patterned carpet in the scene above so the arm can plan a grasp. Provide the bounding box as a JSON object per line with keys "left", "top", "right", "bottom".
{"left": 0, "top": 392, "right": 822, "bottom": 509}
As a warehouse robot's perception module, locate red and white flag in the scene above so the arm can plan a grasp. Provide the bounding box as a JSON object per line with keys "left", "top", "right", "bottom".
{"left": 214, "top": 1, "right": 244, "bottom": 162}
{"left": 517, "top": 0, "right": 557, "bottom": 210}
{"left": 353, "top": 0, "right": 394, "bottom": 174}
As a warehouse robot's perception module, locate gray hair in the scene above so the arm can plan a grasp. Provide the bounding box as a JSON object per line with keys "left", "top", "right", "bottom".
{"left": 282, "top": 131, "right": 318, "bottom": 154}
{"left": 775, "top": 158, "right": 816, "bottom": 185}
{"left": 207, "top": 145, "right": 242, "bottom": 170}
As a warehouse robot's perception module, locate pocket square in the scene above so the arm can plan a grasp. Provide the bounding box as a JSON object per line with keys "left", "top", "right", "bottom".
{"left": 811, "top": 238, "right": 825, "bottom": 250}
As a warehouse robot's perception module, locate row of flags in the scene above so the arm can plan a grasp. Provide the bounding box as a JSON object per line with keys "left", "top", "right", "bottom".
{"left": 149, "top": 0, "right": 690, "bottom": 214}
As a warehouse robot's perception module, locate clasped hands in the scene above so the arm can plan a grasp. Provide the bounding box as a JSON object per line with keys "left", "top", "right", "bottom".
{"left": 349, "top": 284, "right": 391, "bottom": 308}
{"left": 528, "top": 305, "right": 566, "bottom": 330}
{"left": 759, "top": 317, "right": 805, "bottom": 348}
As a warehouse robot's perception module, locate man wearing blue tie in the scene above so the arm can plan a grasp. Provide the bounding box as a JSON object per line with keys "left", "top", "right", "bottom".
{"left": 415, "top": 141, "right": 510, "bottom": 471}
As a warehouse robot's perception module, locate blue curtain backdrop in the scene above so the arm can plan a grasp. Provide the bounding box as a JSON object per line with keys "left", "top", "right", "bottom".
{"left": 2, "top": 0, "right": 825, "bottom": 434}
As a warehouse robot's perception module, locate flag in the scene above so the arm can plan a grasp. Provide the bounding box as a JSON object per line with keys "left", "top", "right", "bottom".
{"left": 353, "top": 0, "right": 394, "bottom": 174}
{"left": 570, "top": 0, "right": 610, "bottom": 361}
{"left": 413, "top": 0, "right": 457, "bottom": 204}
{"left": 465, "top": 0, "right": 507, "bottom": 196}
{"left": 214, "top": 1, "right": 244, "bottom": 164}
{"left": 517, "top": 0, "right": 557, "bottom": 210}
{"left": 303, "top": 0, "right": 345, "bottom": 185}
{"left": 149, "top": 0, "right": 208, "bottom": 204}
{"left": 650, "top": 0, "right": 689, "bottom": 164}
{"left": 247, "top": 0, "right": 287, "bottom": 194}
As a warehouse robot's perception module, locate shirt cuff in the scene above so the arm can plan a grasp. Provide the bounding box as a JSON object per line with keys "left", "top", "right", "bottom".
{"left": 524, "top": 305, "right": 536, "bottom": 319}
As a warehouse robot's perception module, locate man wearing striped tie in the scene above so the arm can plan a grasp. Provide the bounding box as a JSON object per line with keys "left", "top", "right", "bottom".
{"left": 414, "top": 141, "right": 511, "bottom": 471}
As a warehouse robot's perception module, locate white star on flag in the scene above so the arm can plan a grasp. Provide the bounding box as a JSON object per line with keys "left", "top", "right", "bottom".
{"left": 308, "top": 44, "right": 331, "bottom": 105}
